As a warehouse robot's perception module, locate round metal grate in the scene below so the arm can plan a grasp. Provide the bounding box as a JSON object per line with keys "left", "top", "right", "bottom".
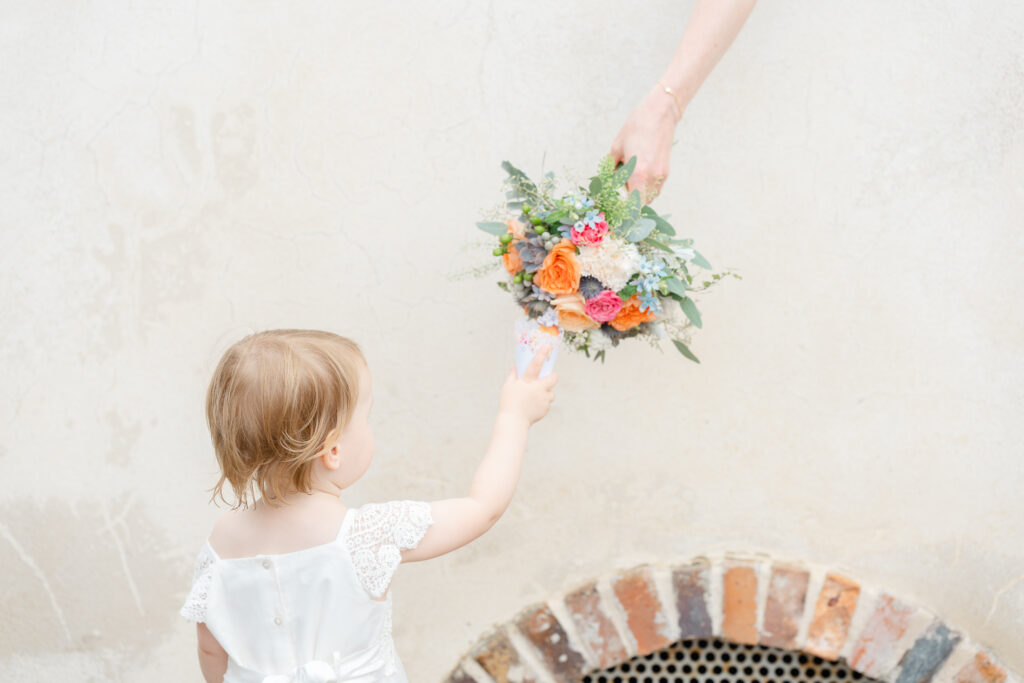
{"left": 580, "top": 637, "right": 882, "bottom": 683}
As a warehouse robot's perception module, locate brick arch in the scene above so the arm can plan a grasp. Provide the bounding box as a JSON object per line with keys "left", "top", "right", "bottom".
{"left": 445, "top": 556, "right": 1015, "bottom": 683}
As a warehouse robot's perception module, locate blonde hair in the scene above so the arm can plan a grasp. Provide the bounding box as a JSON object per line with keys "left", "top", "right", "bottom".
{"left": 205, "top": 329, "right": 365, "bottom": 509}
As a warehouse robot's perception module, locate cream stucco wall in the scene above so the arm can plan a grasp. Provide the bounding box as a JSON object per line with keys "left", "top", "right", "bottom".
{"left": 1, "top": 1, "right": 1022, "bottom": 680}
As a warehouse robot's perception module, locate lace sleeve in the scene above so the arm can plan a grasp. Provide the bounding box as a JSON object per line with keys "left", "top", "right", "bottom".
{"left": 345, "top": 500, "right": 434, "bottom": 599}
{"left": 179, "top": 543, "right": 216, "bottom": 623}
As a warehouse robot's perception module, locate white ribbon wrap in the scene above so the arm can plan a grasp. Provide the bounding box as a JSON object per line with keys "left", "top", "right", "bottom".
{"left": 261, "top": 646, "right": 386, "bottom": 683}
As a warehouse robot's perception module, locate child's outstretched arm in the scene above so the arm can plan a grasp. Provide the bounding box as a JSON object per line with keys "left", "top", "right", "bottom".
{"left": 402, "top": 347, "right": 557, "bottom": 562}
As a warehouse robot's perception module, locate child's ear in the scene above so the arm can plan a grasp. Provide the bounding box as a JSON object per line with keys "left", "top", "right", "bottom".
{"left": 321, "top": 443, "right": 342, "bottom": 470}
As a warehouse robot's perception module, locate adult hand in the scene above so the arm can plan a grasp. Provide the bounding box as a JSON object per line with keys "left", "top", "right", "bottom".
{"left": 607, "top": 0, "right": 757, "bottom": 204}
{"left": 609, "top": 83, "right": 680, "bottom": 204}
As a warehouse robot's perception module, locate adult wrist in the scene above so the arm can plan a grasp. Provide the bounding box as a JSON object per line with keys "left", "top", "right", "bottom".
{"left": 656, "top": 80, "right": 685, "bottom": 122}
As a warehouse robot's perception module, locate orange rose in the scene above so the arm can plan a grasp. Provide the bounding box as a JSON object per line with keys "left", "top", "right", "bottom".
{"left": 609, "top": 295, "right": 657, "bottom": 332}
{"left": 553, "top": 293, "right": 600, "bottom": 331}
{"left": 534, "top": 240, "right": 581, "bottom": 296}
{"left": 503, "top": 220, "right": 527, "bottom": 274}
{"left": 503, "top": 245, "right": 522, "bottom": 274}
{"left": 507, "top": 218, "right": 527, "bottom": 240}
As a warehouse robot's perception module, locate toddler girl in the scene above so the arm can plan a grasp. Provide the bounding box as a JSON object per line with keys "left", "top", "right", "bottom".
{"left": 180, "top": 329, "right": 557, "bottom": 682}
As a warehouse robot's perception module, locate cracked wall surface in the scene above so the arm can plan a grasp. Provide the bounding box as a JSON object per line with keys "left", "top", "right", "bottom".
{"left": 1, "top": 0, "right": 1022, "bottom": 680}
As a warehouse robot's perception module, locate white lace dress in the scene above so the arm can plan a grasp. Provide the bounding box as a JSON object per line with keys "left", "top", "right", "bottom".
{"left": 180, "top": 500, "right": 434, "bottom": 683}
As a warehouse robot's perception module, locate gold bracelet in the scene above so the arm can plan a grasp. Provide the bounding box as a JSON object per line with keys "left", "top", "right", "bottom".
{"left": 657, "top": 80, "right": 684, "bottom": 121}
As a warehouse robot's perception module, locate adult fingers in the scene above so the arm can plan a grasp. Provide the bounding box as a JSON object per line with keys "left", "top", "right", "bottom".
{"left": 609, "top": 135, "right": 624, "bottom": 162}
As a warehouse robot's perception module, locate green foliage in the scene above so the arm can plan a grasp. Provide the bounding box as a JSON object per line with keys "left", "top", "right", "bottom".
{"left": 643, "top": 236, "right": 674, "bottom": 253}
{"left": 680, "top": 297, "right": 702, "bottom": 329}
{"left": 476, "top": 221, "right": 507, "bottom": 235}
{"left": 587, "top": 156, "right": 633, "bottom": 228}
{"left": 690, "top": 250, "right": 712, "bottom": 270}
{"left": 621, "top": 217, "right": 656, "bottom": 242}
{"left": 501, "top": 160, "right": 544, "bottom": 208}
{"left": 641, "top": 205, "right": 676, "bottom": 236}
{"left": 663, "top": 277, "right": 687, "bottom": 299}
{"left": 672, "top": 340, "right": 700, "bottom": 363}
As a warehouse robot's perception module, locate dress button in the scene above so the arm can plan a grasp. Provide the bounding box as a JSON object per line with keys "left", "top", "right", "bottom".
{"left": 274, "top": 616, "right": 282, "bottom": 626}
{"left": 262, "top": 559, "right": 272, "bottom": 569}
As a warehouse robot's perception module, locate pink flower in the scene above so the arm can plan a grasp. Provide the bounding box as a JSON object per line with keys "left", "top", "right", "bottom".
{"left": 570, "top": 213, "right": 610, "bottom": 246}
{"left": 584, "top": 289, "right": 624, "bottom": 323}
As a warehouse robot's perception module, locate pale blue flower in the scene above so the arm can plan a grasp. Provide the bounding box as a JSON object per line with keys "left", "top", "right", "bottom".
{"left": 631, "top": 273, "right": 662, "bottom": 294}
{"left": 637, "top": 256, "right": 667, "bottom": 279}
{"left": 564, "top": 191, "right": 594, "bottom": 211}
{"left": 638, "top": 293, "right": 662, "bottom": 314}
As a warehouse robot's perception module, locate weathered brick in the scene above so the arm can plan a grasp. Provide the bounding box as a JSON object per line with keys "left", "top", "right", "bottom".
{"left": 473, "top": 630, "right": 540, "bottom": 683}
{"left": 848, "top": 594, "right": 916, "bottom": 678}
{"left": 954, "top": 651, "right": 1008, "bottom": 683}
{"left": 516, "top": 603, "right": 588, "bottom": 682}
{"left": 612, "top": 565, "right": 673, "bottom": 655}
{"left": 447, "top": 665, "right": 485, "bottom": 683}
{"left": 722, "top": 562, "right": 758, "bottom": 645}
{"left": 804, "top": 572, "right": 860, "bottom": 660}
{"left": 894, "top": 622, "right": 962, "bottom": 683}
{"left": 672, "top": 561, "right": 713, "bottom": 640}
{"left": 760, "top": 564, "right": 809, "bottom": 649}
{"left": 564, "top": 581, "right": 628, "bottom": 669}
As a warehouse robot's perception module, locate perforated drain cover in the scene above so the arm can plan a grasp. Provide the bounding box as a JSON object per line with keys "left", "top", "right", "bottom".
{"left": 581, "top": 637, "right": 880, "bottom": 683}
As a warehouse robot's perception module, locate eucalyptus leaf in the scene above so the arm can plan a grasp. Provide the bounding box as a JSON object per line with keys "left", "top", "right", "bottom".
{"left": 640, "top": 205, "right": 676, "bottom": 236}
{"left": 680, "top": 297, "right": 702, "bottom": 329}
{"left": 663, "top": 277, "right": 687, "bottom": 298}
{"left": 589, "top": 176, "right": 603, "bottom": 195}
{"left": 643, "top": 237, "right": 674, "bottom": 253}
{"left": 672, "top": 339, "right": 700, "bottom": 363}
{"left": 622, "top": 217, "right": 656, "bottom": 242}
{"left": 690, "top": 250, "right": 712, "bottom": 270}
{"left": 476, "top": 221, "right": 507, "bottom": 235}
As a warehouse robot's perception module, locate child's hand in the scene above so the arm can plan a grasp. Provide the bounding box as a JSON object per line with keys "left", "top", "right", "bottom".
{"left": 499, "top": 346, "right": 558, "bottom": 425}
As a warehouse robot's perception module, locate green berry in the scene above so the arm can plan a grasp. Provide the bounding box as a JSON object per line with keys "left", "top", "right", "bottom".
{"left": 523, "top": 272, "right": 534, "bottom": 282}
{"left": 492, "top": 247, "right": 503, "bottom": 257}
{"left": 522, "top": 204, "right": 531, "bottom": 214}
{"left": 499, "top": 233, "right": 513, "bottom": 244}
{"left": 513, "top": 273, "right": 523, "bottom": 284}
{"left": 530, "top": 216, "right": 543, "bottom": 226}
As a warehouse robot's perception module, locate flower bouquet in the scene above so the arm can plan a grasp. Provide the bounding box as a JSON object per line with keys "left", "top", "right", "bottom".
{"left": 477, "top": 156, "right": 734, "bottom": 363}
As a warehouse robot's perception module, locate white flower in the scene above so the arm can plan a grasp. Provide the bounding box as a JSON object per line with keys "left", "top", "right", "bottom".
{"left": 587, "top": 328, "right": 613, "bottom": 352}
{"left": 671, "top": 245, "right": 695, "bottom": 262}
{"left": 537, "top": 308, "right": 558, "bottom": 327}
{"left": 576, "top": 238, "right": 642, "bottom": 292}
